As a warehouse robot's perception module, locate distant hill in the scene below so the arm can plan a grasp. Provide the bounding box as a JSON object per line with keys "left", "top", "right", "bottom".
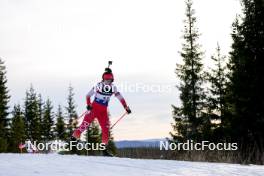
{"left": 115, "top": 138, "right": 167, "bottom": 148}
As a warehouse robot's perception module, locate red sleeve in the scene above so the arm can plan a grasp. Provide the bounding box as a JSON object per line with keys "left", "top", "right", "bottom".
{"left": 113, "top": 85, "right": 128, "bottom": 108}
{"left": 115, "top": 92, "right": 128, "bottom": 108}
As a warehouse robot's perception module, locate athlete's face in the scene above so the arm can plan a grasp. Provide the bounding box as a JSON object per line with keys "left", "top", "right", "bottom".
{"left": 103, "top": 79, "right": 112, "bottom": 85}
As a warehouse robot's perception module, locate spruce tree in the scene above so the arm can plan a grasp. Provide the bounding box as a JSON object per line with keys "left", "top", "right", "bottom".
{"left": 171, "top": 0, "right": 204, "bottom": 141}
{"left": 42, "top": 98, "right": 54, "bottom": 141}
{"left": 0, "top": 58, "right": 10, "bottom": 152}
{"left": 9, "top": 105, "right": 26, "bottom": 152}
{"left": 205, "top": 43, "right": 228, "bottom": 140}
{"left": 65, "top": 85, "right": 78, "bottom": 139}
{"left": 106, "top": 112, "right": 117, "bottom": 155}
{"left": 228, "top": 0, "right": 264, "bottom": 163}
{"left": 37, "top": 94, "right": 44, "bottom": 139}
{"left": 85, "top": 121, "right": 101, "bottom": 155}
{"left": 107, "top": 128, "right": 117, "bottom": 156}
{"left": 55, "top": 105, "right": 66, "bottom": 140}
{"left": 207, "top": 44, "right": 227, "bottom": 121}
{"left": 24, "top": 86, "right": 42, "bottom": 141}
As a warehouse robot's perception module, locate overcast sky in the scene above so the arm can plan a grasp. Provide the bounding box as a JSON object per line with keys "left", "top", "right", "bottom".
{"left": 0, "top": 0, "right": 241, "bottom": 140}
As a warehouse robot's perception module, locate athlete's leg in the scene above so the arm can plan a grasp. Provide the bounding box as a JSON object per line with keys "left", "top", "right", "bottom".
{"left": 97, "top": 110, "right": 110, "bottom": 144}
{"left": 72, "top": 111, "right": 95, "bottom": 138}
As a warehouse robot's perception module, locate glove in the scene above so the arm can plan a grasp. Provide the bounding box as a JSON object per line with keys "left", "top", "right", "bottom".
{"left": 125, "top": 106, "right": 131, "bottom": 114}
{"left": 86, "top": 105, "right": 92, "bottom": 111}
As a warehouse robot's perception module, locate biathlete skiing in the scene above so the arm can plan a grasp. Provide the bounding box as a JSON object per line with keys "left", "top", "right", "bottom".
{"left": 72, "top": 61, "right": 131, "bottom": 156}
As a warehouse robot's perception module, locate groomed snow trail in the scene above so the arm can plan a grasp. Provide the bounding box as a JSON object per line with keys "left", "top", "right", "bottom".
{"left": 0, "top": 154, "right": 264, "bottom": 176}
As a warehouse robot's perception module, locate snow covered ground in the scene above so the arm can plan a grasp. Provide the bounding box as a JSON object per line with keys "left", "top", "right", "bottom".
{"left": 0, "top": 154, "right": 264, "bottom": 176}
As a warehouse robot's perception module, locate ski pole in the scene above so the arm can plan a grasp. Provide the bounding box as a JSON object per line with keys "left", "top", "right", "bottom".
{"left": 77, "top": 110, "right": 89, "bottom": 120}
{"left": 72, "top": 110, "right": 89, "bottom": 124}
{"left": 110, "top": 112, "right": 128, "bottom": 129}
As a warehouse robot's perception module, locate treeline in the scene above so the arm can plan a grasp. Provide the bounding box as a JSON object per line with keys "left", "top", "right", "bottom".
{"left": 0, "top": 58, "right": 116, "bottom": 154}
{"left": 171, "top": 0, "right": 264, "bottom": 164}
{"left": 0, "top": 64, "right": 77, "bottom": 152}
{"left": 117, "top": 147, "right": 243, "bottom": 164}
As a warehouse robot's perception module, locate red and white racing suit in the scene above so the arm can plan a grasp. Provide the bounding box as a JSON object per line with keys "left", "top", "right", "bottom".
{"left": 75, "top": 82, "right": 128, "bottom": 144}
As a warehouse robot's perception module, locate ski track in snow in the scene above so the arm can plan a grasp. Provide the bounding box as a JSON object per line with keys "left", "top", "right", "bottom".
{"left": 0, "top": 154, "right": 264, "bottom": 176}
